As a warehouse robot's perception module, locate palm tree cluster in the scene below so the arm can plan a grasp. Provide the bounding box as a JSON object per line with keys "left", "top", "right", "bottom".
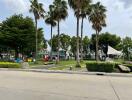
{"left": 29, "top": 0, "right": 107, "bottom": 65}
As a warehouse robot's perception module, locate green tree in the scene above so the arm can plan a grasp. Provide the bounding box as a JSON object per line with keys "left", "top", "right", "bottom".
{"left": 122, "top": 37, "right": 132, "bottom": 60}
{"left": 53, "top": 0, "right": 68, "bottom": 63}
{"left": 91, "top": 32, "right": 121, "bottom": 50}
{"left": 99, "top": 32, "right": 121, "bottom": 49}
{"left": 29, "top": 0, "right": 45, "bottom": 59}
{"left": 70, "top": 36, "right": 81, "bottom": 59}
{"left": 0, "top": 15, "right": 44, "bottom": 58}
{"left": 83, "top": 36, "right": 90, "bottom": 55}
{"left": 37, "top": 28, "right": 47, "bottom": 50}
{"left": 45, "top": 5, "right": 56, "bottom": 59}
{"left": 49, "top": 35, "right": 58, "bottom": 52}
{"left": 91, "top": 33, "right": 121, "bottom": 57}
{"left": 60, "top": 33, "right": 71, "bottom": 52}
{"left": 89, "top": 2, "right": 107, "bottom": 61}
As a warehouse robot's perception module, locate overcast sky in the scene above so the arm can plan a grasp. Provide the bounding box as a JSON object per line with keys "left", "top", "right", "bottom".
{"left": 0, "top": 0, "right": 132, "bottom": 40}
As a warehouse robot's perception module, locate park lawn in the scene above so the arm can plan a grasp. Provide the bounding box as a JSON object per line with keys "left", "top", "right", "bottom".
{"left": 28, "top": 61, "right": 44, "bottom": 66}
{"left": 48, "top": 60, "right": 76, "bottom": 70}
{"left": 113, "top": 59, "right": 124, "bottom": 63}
{"left": 28, "top": 60, "right": 55, "bottom": 69}
{"left": 29, "top": 60, "right": 110, "bottom": 71}
{"left": 27, "top": 60, "right": 123, "bottom": 72}
{"left": 28, "top": 60, "right": 54, "bottom": 66}
{"left": 49, "top": 60, "right": 87, "bottom": 70}
{"left": 29, "top": 60, "right": 77, "bottom": 68}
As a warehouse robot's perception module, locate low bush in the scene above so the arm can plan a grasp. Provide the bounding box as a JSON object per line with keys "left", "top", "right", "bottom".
{"left": 86, "top": 62, "right": 118, "bottom": 72}
{"left": 75, "top": 63, "right": 81, "bottom": 68}
{"left": 0, "top": 62, "right": 21, "bottom": 68}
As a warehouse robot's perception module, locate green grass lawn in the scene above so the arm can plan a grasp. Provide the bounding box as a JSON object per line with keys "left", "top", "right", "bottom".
{"left": 28, "top": 59, "right": 124, "bottom": 71}
{"left": 28, "top": 61, "right": 44, "bottom": 66}
{"left": 28, "top": 60, "right": 54, "bottom": 66}
{"left": 28, "top": 59, "right": 98, "bottom": 70}
{"left": 113, "top": 59, "right": 124, "bottom": 63}
{"left": 49, "top": 60, "right": 89, "bottom": 70}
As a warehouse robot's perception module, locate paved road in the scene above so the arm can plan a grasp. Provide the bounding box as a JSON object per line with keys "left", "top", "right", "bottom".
{"left": 0, "top": 71, "right": 132, "bottom": 100}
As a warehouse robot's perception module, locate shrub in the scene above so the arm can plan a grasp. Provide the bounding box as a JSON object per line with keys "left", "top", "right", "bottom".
{"left": 86, "top": 62, "right": 117, "bottom": 72}
{"left": 75, "top": 63, "right": 81, "bottom": 68}
{"left": 0, "top": 62, "right": 21, "bottom": 68}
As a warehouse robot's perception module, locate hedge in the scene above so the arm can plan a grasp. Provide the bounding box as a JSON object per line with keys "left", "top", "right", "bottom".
{"left": 0, "top": 62, "right": 21, "bottom": 68}
{"left": 86, "top": 62, "right": 118, "bottom": 72}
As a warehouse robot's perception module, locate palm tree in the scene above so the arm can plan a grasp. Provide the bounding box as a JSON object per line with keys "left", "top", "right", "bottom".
{"left": 37, "top": 28, "right": 45, "bottom": 50}
{"left": 68, "top": 0, "right": 90, "bottom": 67}
{"left": 80, "top": 0, "right": 91, "bottom": 60}
{"left": 53, "top": 0, "right": 68, "bottom": 63}
{"left": 89, "top": 2, "right": 106, "bottom": 61}
{"left": 45, "top": 5, "right": 57, "bottom": 60}
{"left": 29, "top": 0, "right": 45, "bottom": 60}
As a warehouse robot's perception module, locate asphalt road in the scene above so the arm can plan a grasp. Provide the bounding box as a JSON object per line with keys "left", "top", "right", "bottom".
{"left": 0, "top": 71, "right": 132, "bottom": 100}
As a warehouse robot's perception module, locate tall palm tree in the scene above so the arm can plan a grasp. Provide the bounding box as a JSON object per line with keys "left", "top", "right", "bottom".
{"left": 45, "top": 5, "right": 57, "bottom": 60}
{"left": 53, "top": 0, "right": 68, "bottom": 63}
{"left": 29, "top": 0, "right": 45, "bottom": 60}
{"left": 37, "top": 28, "right": 45, "bottom": 50}
{"left": 80, "top": 0, "right": 91, "bottom": 60}
{"left": 89, "top": 2, "right": 106, "bottom": 62}
{"left": 68, "top": 0, "right": 90, "bottom": 67}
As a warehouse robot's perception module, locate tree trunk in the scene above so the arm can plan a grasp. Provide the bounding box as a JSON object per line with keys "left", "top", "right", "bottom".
{"left": 95, "top": 31, "right": 99, "bottom": 62}
{"left": 80, "top": 17, "right": 84, "bottom": 60}
{"left": 50, "top": 25, "right": 53, "bottom": 60}
{"left": 76, "top": 10, "right": 80, "bottom": 67}
{"left": 35, "top": 18, "right": 38, "bottom": 60}
{"left": 15, "top": 48, "right": 19, "bottom": 59}
{"left": 57, "top": 20, "right": 60, "bottom": 63}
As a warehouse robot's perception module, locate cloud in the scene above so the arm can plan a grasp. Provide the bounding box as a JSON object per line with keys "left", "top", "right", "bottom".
{"left": 1, "top": 0, "right": 132, "bottom": 39}
{"left": 2, "top": 0, "right": 29, "bottom": 13}
{"left": 119, "top": 0, "right": 132, "bottom": 8}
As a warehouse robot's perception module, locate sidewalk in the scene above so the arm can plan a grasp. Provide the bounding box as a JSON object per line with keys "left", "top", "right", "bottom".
{"left": 0, "top": 68, "right": 132, "bottom": 77}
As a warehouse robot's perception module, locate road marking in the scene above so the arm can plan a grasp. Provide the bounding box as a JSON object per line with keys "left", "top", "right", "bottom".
{"left": 108, "top": 76, "right": 121, "bottom": 100}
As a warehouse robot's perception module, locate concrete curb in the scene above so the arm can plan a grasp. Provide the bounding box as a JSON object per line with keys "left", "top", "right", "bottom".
{"left": 0, "top": 68, "right": 132, "bottom": 77}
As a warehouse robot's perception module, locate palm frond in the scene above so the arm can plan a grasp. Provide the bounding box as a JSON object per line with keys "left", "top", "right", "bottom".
{"left": 53, "top": 0, "right": 68, "bottom": 21}
{"left": 29, "top": 0, "right": 45, "bottom": 20}
{"left": 89, "top": 2, "right": 107, "bottom": 33}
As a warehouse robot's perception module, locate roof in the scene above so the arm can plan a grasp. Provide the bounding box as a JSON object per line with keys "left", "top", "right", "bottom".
{"left": 107, "top": 46, "right": 122, "bottom": 55}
